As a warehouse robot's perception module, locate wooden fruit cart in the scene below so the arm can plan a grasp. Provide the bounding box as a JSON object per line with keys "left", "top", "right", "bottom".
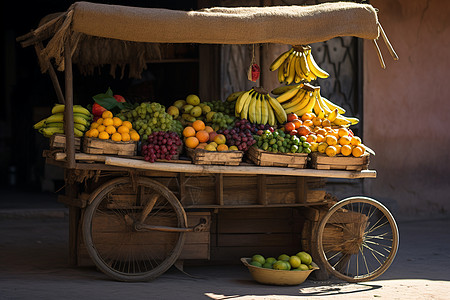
{"left": 18, "top": 1, "right": 399, "bottom": 283}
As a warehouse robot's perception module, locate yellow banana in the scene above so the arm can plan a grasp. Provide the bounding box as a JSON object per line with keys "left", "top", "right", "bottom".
{"left": 235, "top": 89, "right": 253, "bottom": 114}
{"left": 285, "top": 90, "right": 312, "bottom": 114}
{"left": 271, "top": 84, "right": 301, "bottom": 95}
{"left": 73, "top": 116, "right": 89, "bottom": 127}
{"left": 321, "top": 96, "right": 346, "bottom": 114}
{"left": 44, "top": 122, "right": 64, "bottom": 129}
{"left": 270, "top": 47, "right": 293, "bottom": 71}
{"left": 255, "top": 93, "right": 262, "bottom": 124}
{"left": 33, "top": 119, "right": 46, "bottom": 130}
{"left": 313, "top": 91, "right": 325, "bottom": 119}
{"left": 248, "top": 93, "right": 258, "bottom": 123}
{"left": 299, "top": 51, "right": 311, "bottom": 78}
{"left": 260, "top": 96, "right": 269, "bottom": 125}
{"left": 283, "top": 52, "right": 295, "bottom": 77}
{"left": 276, "top": 85, "right": 302, "bottom": 103}
{"left": 345, "top": 116, "right": 360, "bottom": 125}
{"left": 277, "top": 63, "right": 286, "bottom": 83}
{"left": 45, "top": 113, "right": 64, "bottom": 123}
{"left": 332, "top": 114, "right": 352, "bottom": 126}
{"left": 226, "top": 90, "right": 245, "bottom": 102}
{"left": 73, "top": 112, "right": 92, "bottom": 120}
{"left": 39, "top": 127, "right": 84, "bottom": 138}
{"left": 293, "top": 92, "right": 316, "bottom": 116}
{"left": 306, "top": 49, "right": 329, "bottom": 78}
{"left": 239, "top": 90, "right": 255, "bottom": 120}
{"left": 52, "top": 104, "right": 91, "bottom": 116}
{"left": 266, "top": 95, "right": 276, "bottom": 126}
{"left": 282, "top": 88, "right": 306, "bottom": 109}
{"left": 326, "top": 108, "right": 339, "bottom": 122}
{"left": 316, "top": 92, "right": 332, "bottom": 115}
{"left": 285, "top": 53, "right": 297, "bottom": 85}
{"left": 267, "top": 95, "right": 287, "bottom": 124}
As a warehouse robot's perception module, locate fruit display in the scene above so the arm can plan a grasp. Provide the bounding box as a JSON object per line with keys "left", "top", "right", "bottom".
{"left": 234, "top": 87, "right": 287, "bottom": 125}
{"left": 254, "top": 128, "right": 311, "bottom": 154}
{"left": 116, "top": 102, "right": 176, "bottom": 141}
{"left": 217, "top": 119, "right": 264, "bottom": 152}
{"left": 91, "top": 88, "right": 130, "bottom": 121}
{"left": 141, "top": 131, "right": 182, "bottom": 162}
{"left": 85, "top": 110, "right": 140, "bottom": 142}
{"left": 182, "top": 120, "right": 234, "bottom": 152}
{"left": 249, "top": 251, "right": 314, "bottom": 271}
{"left": 33, "top": 104, "right": 92, "bottom": 137}
{"left": 270, "top": 45, "right": 329, "bottom": 84}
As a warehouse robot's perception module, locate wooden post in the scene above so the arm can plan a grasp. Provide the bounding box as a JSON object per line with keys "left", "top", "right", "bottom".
{"left": 35, "top": 42, "right": 65, "bottom": 104}
{"left": 65, "top": 169, "right": 80, "bottom": 266}
{"left": 64, "top": 40, "right": 75, "bottom": 169}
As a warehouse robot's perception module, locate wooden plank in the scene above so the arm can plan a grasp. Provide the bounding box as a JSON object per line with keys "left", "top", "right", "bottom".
{"left": 217, "top": 233, "right": 301, "bottom": 247}
{"left": 186, "top": 148, "right": 243, "bottom": 166}
{"left": 105, "top": 156, "right": 377, "bottom": 179}
{"left": 83, "top": 138, "right": 137, "bottom": 156}
{"left": 217, "top": 218, "right": 302, "bottom": 233}
{"left": 306, "top": 190, "right": 326, "bottom": 202}
{"left": 215, "top": 173, "right": 224, "bottom": 206}
{"left": 257, "top": 174, "right": 267, "bottom": 205}
{"left": 247, "top": 146, "right": 308, "bottom": 168}
{"left": 217, "top": 208, "right": 294, "bottom": 219}
{"left": 296, "top": 177, "right": 307, "bottom": 203}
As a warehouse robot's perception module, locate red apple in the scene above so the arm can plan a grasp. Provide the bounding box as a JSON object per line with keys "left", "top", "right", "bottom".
{"left": 287, "top": 113, "right": 298, "bottom": 122}
{"left": 92, "top": 103, "right": 106, "bottom": 116}
{"left": 284, "top": 122, "right": 296, "bottom": 132}
{"left": 113, "top": 95, "right": 126, "bottom": 102}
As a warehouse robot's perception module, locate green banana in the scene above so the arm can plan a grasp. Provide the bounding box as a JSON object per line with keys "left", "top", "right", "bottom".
{"left": 267, "top": 95, "right": 287, "bottom": 124}
{"left": 52, "top": 104, "right": 91, "bottom": 116}
{"left": 33, "top": 119, "right": 46, "bottom": 130}
{"left": 45, "top": 113, "right": 89, "bottom": 127}
{"left": 270, "top": 47, "right": 294, "bottom": 71}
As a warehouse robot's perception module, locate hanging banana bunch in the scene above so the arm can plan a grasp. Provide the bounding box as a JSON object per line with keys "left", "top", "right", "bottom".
{"left": 270, "top": 45, "right": 330, "bottom": 84}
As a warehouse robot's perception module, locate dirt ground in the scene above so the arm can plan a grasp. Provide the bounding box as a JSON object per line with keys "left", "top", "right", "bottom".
{"left": 1, "top": 208, "right": 449, "bottom": 299}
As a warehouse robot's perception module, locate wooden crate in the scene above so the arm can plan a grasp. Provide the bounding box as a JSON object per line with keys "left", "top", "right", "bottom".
{"left": 50, "top": 133, "right": 81, "bottom": 150}
{"left": 186, "top": 147, "right": 243, "bottom": 166}
{"left": 83, "top": 137, "right": 137, "bottom": 156}
{"left": 247, "top": 146, "right": 308, "bottom": 168}
{"left": 309, "top": 152, "right": 370, "bottom": 171}
{"left": 77, "top": 211, "right": 211, "bottom": 266}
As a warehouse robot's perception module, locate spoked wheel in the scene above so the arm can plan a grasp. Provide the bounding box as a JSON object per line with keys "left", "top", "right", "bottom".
{"left": 83, "top": 177, "right": 187, "bottom": 282}
{"left": 317, "top": 197, "right": 399, "bottom": 282}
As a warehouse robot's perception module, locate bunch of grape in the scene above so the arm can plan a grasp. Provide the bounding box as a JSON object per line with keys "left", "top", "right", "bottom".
{"left": 255, "top": 129, "right": 311, "bottom": 154}
{"left": 233, "top": 119, "right": 275, "bottom": 135}
{"left": 171, "top": 119, "right": 184, "bottom": 137}
{"left": 204, "top": 100, "right": 235, "bottom": 115}
{"left": 117, "top": 102, "right": 176, "bottom": 141}
{"left": 218, "top": 119, "right": 259, "bottom": 152}
{"left": 211, "top": 112, "right": 236, "bottom": 130}
{"left": 141, "top": 131, "right": 182, "bottom": 163}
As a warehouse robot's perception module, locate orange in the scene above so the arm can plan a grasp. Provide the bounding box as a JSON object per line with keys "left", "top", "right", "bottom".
{"left": 84, "top": 129, "right": 92, "bottom": 137}
{"left": 121, "top": 132, "right": 131, "bottom": 142}
{"left": 192, "top": 120, "right": 206, "bottom": 132}
{"left": 312, "top": 117, "right": 322, "bottom": 127}
{"left": 321, "top": 119, "right": 331, "bottom": 127}
{"left": 122, "top": 121, "right": 133, "bottom": 130}
{"left": 217, "top": 144, "right": 229, "bottom": 151}
{"left": 111, "top": 132, "right": 122, "bottom": 142}
{"left": 325, "top": 135, "right": 338, "bottom": 146}
{"left": 316, "top": 134, "right": 325, "bottom": 143}
{"left": 112, "top": 117, "right": 123, "bottom": 127}
{"left": 303, "top": 119, "right": 314, "bottom": 127}
{"left": 98, "top": 131, "right": 109, "bottom": 140}
{"left": 325, "top": 146, "right": 337, "bottom": 157}
{"left": 196, "top": 142, "right": 208, "bottom": 149}
{"left": 338, "top": 127, "right": 350, "bottom": 137}
{"left": 292, "top": 119, "right": 302, "bottom": 129}
{"left": 117, "top": 125, "right": 129, "bottom": 134}
{"left": 102, "top": 110, "right": 113, "bottom": 119}
{"left": 204, "top": 126, "right": 214, "bottom": 133}
{"left": 105, "top": 125, "right": 116, "bottom": 135}
{"left": 97, "top": 125, "right": 106, "bottom": 132}
{"left": 306, "top": 134, "right": 317, "bottom": 143}
{"left": 183, "top": 126, "right": 196, "bottom": 137}
{"left": 130, "top": 131, "right": 140, "bottom": 141}
{"left": 301, "top": 112, "right": 315, "bottom": 121}
{"left": 351, "top": 136, "right": 362, "bottom": 146}
{"left": 335, "top": 144, "right": 342, "bottom": 154}
{"left": 90, "top": 122, "right": 99, "bottom": 129}
{"left": 196, "top": 130, "right": 209, "bottom": 143}
{"left": 352, "top": 146, "right": 365, "bottom": 157}
{"left": 318, "top": 142, "right": 328, "bottom": 154}
{"left": 310, "top": 142, "right": 319, "bottom": 152}
{"left": 339, "top": 135, "right": 352, "bottom": 146}
{"left": 96, "top": 118, "right": 104, "bottom": 125}
{"left": 316, "top": 128, "right": 327, "bottom": 137}
{"left": 185, "top": 136, "right": 199, "bottom": 149}
{"left": 90, "top": 128, "right": 99, "bottom": 138}
{"left": 103, "top": 117, "right": 114, "bottom": 127}
{"left": 341, "top": 144, "right": 352, "bottom": 156}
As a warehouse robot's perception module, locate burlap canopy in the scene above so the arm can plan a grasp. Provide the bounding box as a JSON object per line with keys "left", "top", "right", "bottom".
{"left": 17, "top": 1, "right": 380, "bottom": 77}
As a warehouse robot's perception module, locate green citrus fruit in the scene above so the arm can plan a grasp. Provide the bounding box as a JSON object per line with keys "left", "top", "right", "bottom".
{"left": 296, "top": 251, "right": 312, "bottom": 265}
{"left": 265, "top": 257, "right": 277, "bottom": 265}
{"left": 262, "top": 262, "right": 273, "bottom": 269}
{"left": 251, "top": 254, "right": 265, "bottom": 265}
{"left": 250, "top": 261, "right": 262, "bottom": 267}
{"left": 289, "top": 255, "right": 301, "bottom": 269}
{"left": 298, "top": 264, "right": 309, "bottom": 271}
{"left": 273, "top": 260, "right": 289, "bottom": 270}
{"left": 278, "top": 254, "right": 290, "bottom": 261}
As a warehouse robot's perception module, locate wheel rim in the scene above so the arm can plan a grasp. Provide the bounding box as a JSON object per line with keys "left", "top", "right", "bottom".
{"left": 83, "top": 177, "right": 186, "bottom": 282}
{"left": 317, "top": 197, "right": 399, "bottom": 282}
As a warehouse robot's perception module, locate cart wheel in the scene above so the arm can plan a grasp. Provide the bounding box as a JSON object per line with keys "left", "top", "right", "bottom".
{"left": 83, "top": 177, "right": 187, "bottom": 282}
{"left": 317, "top": 196, "right": 399, "bottom": 282}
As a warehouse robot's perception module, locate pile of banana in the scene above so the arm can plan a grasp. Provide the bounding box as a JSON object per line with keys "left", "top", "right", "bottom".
{"left": 33, "top": 104, "right": 92, "bottom": 137}
{"left": 273, "top": 83, "right": 359, "bottom": 126}
{"left": 230, "top": 87, "right": 287, "bottom": 125}
{"left": 270, "top": 45, "right": 329, "bottom": 84}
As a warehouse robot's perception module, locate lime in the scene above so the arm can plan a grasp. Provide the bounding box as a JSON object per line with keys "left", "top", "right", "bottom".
{"left": 296, "top": 251, "right": 312, "bottom": 265}
{"left": 284, "top": 261, "right": 292, "bottom": 270}
{"left": 273, "top": 260, "right": 289, "bottom": 270}
{"left": 250, "top": 261, "right": 262, "bottom": 268}
{"left": 289, "top": 255, "right": 301, "bottom": 269}
{"left": 298, "top": 264, "right": 309, "bottom": 271}
{"left": 278, "top": 254, "right": 290, "bottom": 261}
{"left": 251, "top": 254, "right": 265, "bottom": 265}
{"left": 262, "top": 262, "right": 273, "bottom": 269}
{"left": 265, "top": 257, "right": 277, "bottom": 265}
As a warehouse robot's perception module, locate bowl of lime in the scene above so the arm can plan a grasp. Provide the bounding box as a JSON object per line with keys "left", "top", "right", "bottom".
{"left": 241, "top": 252, "right": 319, "bottom": 285}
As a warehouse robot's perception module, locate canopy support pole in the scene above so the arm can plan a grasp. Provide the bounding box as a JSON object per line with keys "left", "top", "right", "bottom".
{"left": 64, "top": 40, "right": 76, "bottom": 169}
